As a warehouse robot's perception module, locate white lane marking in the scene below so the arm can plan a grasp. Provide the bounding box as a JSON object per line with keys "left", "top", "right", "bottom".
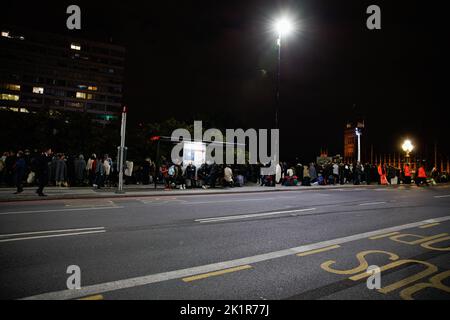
{"left": 186, "top": 197, "right": 296, "bottom": 205}
{"left": 141, "top": 196, "right": 297, "bottom": 206}
{"left": 434, "top": 195, "right": 450, "bottom": 198}
{"left": 0, "top": 227, "right": 105, "bottom": 238}
{"left": 0, "top": 206, "right": 123, "bottom": 216}
{"left": 0, "top": 230, "right": 106, "bottom": 243}
{"left": 358, "top": 201, "right": 387, "bottom": 206}
{"left": 141, "top": 200, "right": 186, "bottom": 205}
{"left": 195, "top": 208, "right": 317, "bottom": 223}
{"left": 20, "top": 215, "right": 450, "bottom": 300}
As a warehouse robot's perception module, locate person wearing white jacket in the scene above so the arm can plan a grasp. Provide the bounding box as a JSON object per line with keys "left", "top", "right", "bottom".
{"left": 103, "top": 155, "right": 112, "bottom": 187}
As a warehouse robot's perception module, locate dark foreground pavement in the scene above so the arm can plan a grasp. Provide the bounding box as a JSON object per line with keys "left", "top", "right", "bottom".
{"left": 0, "top": 184, "right": 449, "bottom": 300}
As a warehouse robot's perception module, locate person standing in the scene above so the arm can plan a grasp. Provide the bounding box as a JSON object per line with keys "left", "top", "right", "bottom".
{"left": 353, "top": 162, "right": 362, "bottom": 185}
{"left": 74, "top": 155, "right": 86, "bottom": 186}
{"left": 103, "top": 154, "right": 112, "bottom": 187}
{"left": 5, "top": 151, "right": 16, "bottom": 187}
{"left": 185, "top": 162, "right": 196, "bottom": 188}
{"left": 14, "top": 151, "right": 26, "bottom": 194}
{"left": 94, "top": 155, "right": 105, "bottom": 189}
{"left": 36, "top": 148, "right": 52, "bottom": 196}
{"left": 332, "top": 162, "right": 339, "bottom": 185}
{"left": 142, "top": 158, "right": 151, "bottom": 185}
{"left": 86, "top": 154, "right": 97, "bottom": 186}
{"left": 378, "top": 163, "right": 388, "bottom": 185}
{"left": 364, "top": 163, "right": 372, "bottom": 185}
{"left": 303, "top": 164, "right": 311, "bottom": 186}
{"left": 55, "top": 154, "right": 67, "bottom": 187}
{"left": 403, "top": 163, "right": 412, "bottom": 184}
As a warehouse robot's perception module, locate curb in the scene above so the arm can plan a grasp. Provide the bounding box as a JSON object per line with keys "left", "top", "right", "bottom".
{"left": 0, "top": 184, "right": 384, "bottom": 203}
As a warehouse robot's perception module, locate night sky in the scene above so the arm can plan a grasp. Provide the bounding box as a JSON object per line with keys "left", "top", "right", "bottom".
{"left": 1, "top": 0, "right": 448, "bottom": 162}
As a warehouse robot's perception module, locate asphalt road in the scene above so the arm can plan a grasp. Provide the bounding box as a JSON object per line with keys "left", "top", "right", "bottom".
{"left": 1, "top": 185, "right": 449, "bottom": 300}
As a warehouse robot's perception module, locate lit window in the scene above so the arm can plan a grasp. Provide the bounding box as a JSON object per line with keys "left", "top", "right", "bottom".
{"left": 1, "top": 94, "right": 20, "bottom": 101}
{"left": 33, "top": 87, "right": 44, "bottom": 94}
{"left": 1, "top": 31, "right": 10, "bottom": 38}
{"left": 71, "top": 43, "right": 81, "bottom": 51}
{"left": 4, "top": 84, "right": 20, "bottom": 91}
{"left": 76, "top": 92, "right": 86, "bottom": 99}
{"left": 88, "top": 86, "right": 98, "bottom": 91}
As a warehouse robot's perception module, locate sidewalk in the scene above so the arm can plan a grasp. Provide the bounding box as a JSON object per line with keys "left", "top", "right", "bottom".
{"left": 0, "top": 183, "right": 388, "bottom": 202}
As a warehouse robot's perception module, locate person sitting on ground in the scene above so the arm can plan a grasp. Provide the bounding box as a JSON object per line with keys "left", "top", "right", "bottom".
{"left": 415, "top": 163, "right": 428, "bottom": 186}
{"left": 223, "top": 166, "right": 234, "bottom": 187}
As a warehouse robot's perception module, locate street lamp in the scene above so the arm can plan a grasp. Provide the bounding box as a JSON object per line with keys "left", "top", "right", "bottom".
{"left": 355, "top": 128, "right": 362, "bottom": 163}
{"left": 402, "top": 139, "right": 414, "bottom": 162}
{"left": 273, "top": 17, "right": 294, "bottom": 130}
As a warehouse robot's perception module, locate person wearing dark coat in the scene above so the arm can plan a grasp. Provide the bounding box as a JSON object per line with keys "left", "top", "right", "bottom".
{"left": 74, "top": 155, "right": 86, "bottom": 186}
{"left": 35, "top": 148, "right": 52, "bottom": 196}
{"left": 5, "top": 151, "right": 16, "bottom": 187}
{"left": 55, "top": 154, "right": 67, "bottom": 187}
{"left": 142, "top": 158, "right": 151, "bottom": 185}
{"left": 14, "top": 151, "right": 26, "bottom": 194}
{"left": 185, "top": 162, "right": 196, "bottom": 188}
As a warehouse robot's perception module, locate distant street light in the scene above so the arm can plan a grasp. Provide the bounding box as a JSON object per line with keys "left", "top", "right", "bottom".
{"left": 355, "top": 128, "right": 362, "bottom": 163}
{"left": 402, "top": 139, "right": 414, "bottom": 161}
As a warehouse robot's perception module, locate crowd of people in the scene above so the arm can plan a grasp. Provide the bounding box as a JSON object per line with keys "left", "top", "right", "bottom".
{"left": 0, "top": 149, "right": 115, "bottom": 195}
{"left": 274, "top": 161, "right": 448, "bottom": 187}
{"left": 0, "top": 148, "right": 448, "bottom": 196}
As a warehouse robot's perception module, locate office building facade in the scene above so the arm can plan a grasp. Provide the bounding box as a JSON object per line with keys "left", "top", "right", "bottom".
{"left": 0, "top": 27, "right": 125, "bottom": 122}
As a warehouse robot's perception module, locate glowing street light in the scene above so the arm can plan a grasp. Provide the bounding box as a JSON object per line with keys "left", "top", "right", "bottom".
{"left": 274, "top": 17, "right": 294, "bottom": 39}
{"left": 402, "top": 139, "right": 414, "bottom": 159}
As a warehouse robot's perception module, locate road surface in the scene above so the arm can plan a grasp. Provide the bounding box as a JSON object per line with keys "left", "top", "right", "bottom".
{"left": 1, "top": 184, "right": 449, "bottom": 300}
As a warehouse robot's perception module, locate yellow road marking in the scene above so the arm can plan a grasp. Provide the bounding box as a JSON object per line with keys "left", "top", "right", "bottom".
{"left": 182, "top": 265, "right": 252, "bottom": 282}
{"left": 419, "top": 223, "right": 440, "bottom": 229}
{"left": 78, "top": 294, "right": 104, "bottom": 300}
{"left": 369, "top": 232, "right": 400, "bottom": 240}
{"left": 297, "top": 245, "right": 340, "bottom": 257}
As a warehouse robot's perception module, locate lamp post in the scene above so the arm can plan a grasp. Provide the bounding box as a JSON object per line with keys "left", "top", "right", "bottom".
{"left": 355, "top": 128, "right": 362, "bottom": 163}
{"left": 273, "top": 17, "right": 293, "bottom": 130}
{"left": 116, "top": 106, "right": 127, "bottom": 194}
{"left": 402, "top": 139, "right": 414, "bottom": 164}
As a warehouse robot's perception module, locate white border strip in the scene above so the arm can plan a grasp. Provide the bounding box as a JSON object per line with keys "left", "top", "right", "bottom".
{"left": 195, "top": 208, "right": 317, "bottom": 223}
{"left": 0, "top": 230, "right": 106, "bottom": 243}
{"left": 0, "top": 227, "right": 105, "bottom": 238}
{"left": 0, "top": 206, "right": 123, "bottom": 216}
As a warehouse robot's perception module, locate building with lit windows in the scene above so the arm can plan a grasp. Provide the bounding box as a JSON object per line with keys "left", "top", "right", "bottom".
{"left": 0, "top": 27, "right": 125, "bottom": 122}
